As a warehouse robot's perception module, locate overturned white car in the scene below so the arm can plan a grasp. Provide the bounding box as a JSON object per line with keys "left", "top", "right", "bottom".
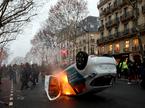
{"left": 45, "top": 52, "right": 117, "bottom": 100}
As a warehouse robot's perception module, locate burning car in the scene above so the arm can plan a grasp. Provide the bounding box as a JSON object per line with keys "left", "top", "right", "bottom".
{"left": 45, "top": 52, "right": 117, "bottom": 100}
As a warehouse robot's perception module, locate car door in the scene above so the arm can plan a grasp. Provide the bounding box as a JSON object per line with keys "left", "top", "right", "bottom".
{"left": 45, "top": 75, "right": 61, "bottom": 101}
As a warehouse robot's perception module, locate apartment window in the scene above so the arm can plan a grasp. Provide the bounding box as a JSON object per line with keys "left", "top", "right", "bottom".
{"left": 115, "top": 12, "right": 119, "bottom": 20}
{"left": 115, "top": 12, "right": 118, "bottom": 18}
{"left": 76, "top": 49, "right": 78, "bottom": 54}
{"left": 80, "top": 28, "right": 83, "bottom": 32}
{"left": 102, "top": 46, "right": 105, "bottom": 53}
{"left": 125, "top": 40, "right": 129, "bottom": 48}
{"left": 91, "top": 45, "right": 94, "bottom": 54}
{"left": 91, "top": 39, "right": 95, "bottom": 43}
{"left": 133, "top": 39, "right": 139, "bottom": 47}
{"left": 124, "top": 7, "right": 127, "bottom": 15}
{"left": 108, "top": 3, "right": 111, "bottom": 8}
{"left": 101, "top": 20, "right": 103, "bottom": 25}
{"left": 84, "top": 25, "right": 87, "bottom": 30}
{"left": 109, "top": 45, "right": 113, "bottom": 52}
{"left": 101, "top": 32, "right": 104, "bottom": 38}
{"left": 109, "top": 29, "right": 111, "bottom": 36}
{"left": 124, "top": 23, "right": 128, "bottom": 30}
{"left": 108, "top": 16, "right": 111, "bottom": 21}
{"left": 84, "top": 46, "right": 86, "bottom": 52}
{"left": 91, "top": 34, "right": 94, "bottom": 37}
{"left": 115, "top": 26, "right": 118, "bottom": 33}
{"left": 90, "top": 24, "right": 94, "bottom": 28}
{"left": 115, "top": 43, "right": 120, "bottom": 52}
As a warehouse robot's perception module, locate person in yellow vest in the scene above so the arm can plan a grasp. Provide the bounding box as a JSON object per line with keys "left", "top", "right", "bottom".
{"left": 119, "top": 58, "right": 128, "bottom": 79}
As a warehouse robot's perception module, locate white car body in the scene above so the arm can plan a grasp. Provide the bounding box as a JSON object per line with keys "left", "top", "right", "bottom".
{"left": 45, "top": 55, "right": 117, "bottom": 100}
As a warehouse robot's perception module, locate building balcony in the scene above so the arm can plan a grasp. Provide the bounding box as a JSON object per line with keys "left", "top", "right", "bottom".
{"left": 97, "top": 37, "right": 104, "bottom": 45}
{"left": 112, "top": 17, "right": 120, "bottom": 27}
{"left": 98, "top": 24, "right": 104, "bottom": 31}
{"left": 114, "top": 32, "right": 121, "bottom": 38}
{"left": 120, "top": 11, "right": 134, "bottom": 23}
{"left": 97, "top": 27, "right": 137, "bottom": 46}
{"left": 114, "top": 28, "right": 136, "bottom": 39}
{"left": 112, "top": 1, "right": 119, "bottom": 11}
{"left": 97, "top": 0, "right": 110, "bottom": 9}
{"left": 132, "top": 46, "right": 140, "bottom": 52}
{"left": 100, "top": 9, "right": 106, "bottom": 17}
{"left": 105, "top": 18, "right": 119, "bottom": 29}
{"left": 97, "top": 36, "right": 109, "bottom": 45}
{"left": 104, "top": 37, "right": 108, "bottom": 42}
{"left": 105, "top": 20, "right": 112, "bottom": 29}
{"left": 91, "top": 39, "right": 95, "bottom": 43}
{"left": 108, "top": 34, "right": 114, "bottom": 40}
{"left": 138, "top": 23, "right": 145, "bottom": 32}
{"left": 100, "top": 12, "right": 104, "bottom": 17}
{"left": 122, "top": 28, "right": 137, "bottom": 37}
{"left": 123, "top": 29, "right": 130, "bottom": 36}
{"left": 104, "top": 6, "right": 112, "bottom": 16}
{"left": 118, "top": 0, "right": 128, "bottom": 7}
{"left": 142, "top": 5, "right": 145, "bottom": 14}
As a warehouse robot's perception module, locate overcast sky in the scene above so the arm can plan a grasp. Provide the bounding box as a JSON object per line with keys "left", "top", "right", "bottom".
{"left": 8, "top": 0, "right": 99, "bottom": 62}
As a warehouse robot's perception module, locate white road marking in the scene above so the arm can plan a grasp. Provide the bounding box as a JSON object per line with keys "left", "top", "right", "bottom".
{"left": 11, "top": 90, "right": 13, "bottom": 93}
{"left": 10, "top": 97, "right": 13, "bottom": 101}
{"left": 10, "top": 94, "right": 13, "bottom": 96}
{"left": 9, "top": 102, "right": 13, "bottom": 106}
{"left": 9, "top": 80, "right": 14, "bottom": 107}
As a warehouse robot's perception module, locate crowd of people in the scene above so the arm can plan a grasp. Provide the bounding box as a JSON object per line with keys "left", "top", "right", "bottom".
{"left": 117, "top": 56, "right": 145, "bottom": 88}
{"left": 19, "top": 63, "right": 40, "bottom": 90}
{"left": 0, "top": 62, "right": 60, "bottom": 91}
{"left": 0, "top": 63, "right": 40, "bottom": 90}
{"left": 1, "top": 56, "right": 145, "bottom": 91}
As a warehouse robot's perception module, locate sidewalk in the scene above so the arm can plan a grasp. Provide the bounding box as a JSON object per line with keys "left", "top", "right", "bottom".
{"left": 0, "top": 77, "right": 12, "bottom": 107}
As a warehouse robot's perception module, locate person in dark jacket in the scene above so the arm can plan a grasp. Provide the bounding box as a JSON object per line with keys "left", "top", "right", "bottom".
{"left": 127, "top": 59, "right": 134, "bottom": 84}
{"left": 140, "top": 58, "right": 145, "bottom": 89}
{"left": 0, "top": 66, "right": 2, "bottom": 84}
{"left": 20, "top": 63, "right": 31, "bottom": 90}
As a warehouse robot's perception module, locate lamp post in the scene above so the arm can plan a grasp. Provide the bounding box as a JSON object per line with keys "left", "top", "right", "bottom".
{"left": 127, "top": 0, "right": 144, "bottom": 60}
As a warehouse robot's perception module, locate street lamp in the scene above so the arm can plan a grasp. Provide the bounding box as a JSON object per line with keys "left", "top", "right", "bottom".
{"left": 127, "top": 0, "right": 144, "bottom": 60}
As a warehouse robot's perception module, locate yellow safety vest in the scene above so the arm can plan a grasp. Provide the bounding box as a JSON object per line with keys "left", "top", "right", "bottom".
{"left": 119, "top": 61, "right": 128, "bottom": 72}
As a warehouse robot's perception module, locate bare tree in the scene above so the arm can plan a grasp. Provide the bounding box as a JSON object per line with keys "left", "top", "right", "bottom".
{"left": 48, "top": 0, "right": 88, "bottom": 32}
{"left": 26, "top": 0, "right": 88, "bottom": 65}
{"left": 48, "top": 0, "right": 88, "bottom": 60}
{"left": 0, "top": 0, "right": 35, "bottom": 47}
{"left": 0, "top": 47, "right": 9, "bottom": 65}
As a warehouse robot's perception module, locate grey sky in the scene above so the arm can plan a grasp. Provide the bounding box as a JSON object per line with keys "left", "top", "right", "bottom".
{"left": 9, "top": 0, "right": 99, "bottom": 62}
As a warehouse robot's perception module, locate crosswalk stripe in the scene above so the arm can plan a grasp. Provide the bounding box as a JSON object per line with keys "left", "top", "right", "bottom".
{"left": 9, "top": 102, "right": 13, "bottom": 106}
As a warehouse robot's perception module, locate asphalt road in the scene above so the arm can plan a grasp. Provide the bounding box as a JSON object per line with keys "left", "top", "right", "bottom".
{"left": 9, "top": 79, "right": 145, "bottom": 108}
{"left": 0, "top": 78, "right": 11, "bottom": 108}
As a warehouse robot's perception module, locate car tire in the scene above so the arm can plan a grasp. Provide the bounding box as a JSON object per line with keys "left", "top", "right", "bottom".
{"left": 76, "top": 51, "right": 88, "bottom": 70}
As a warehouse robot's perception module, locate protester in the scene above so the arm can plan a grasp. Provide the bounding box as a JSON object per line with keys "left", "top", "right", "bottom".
{"left": 119, "top": 58, "right": 128, "bottom": 79}
{"left": 140, "top": 58, "right": 145, "bottom": 89}
{"left": 127, "top": 59, "right": 134, "bottom": 84}
{"left": 0, "top": 66, "right": 2, "bottom": 84}
{"left": 20, "top": 63, "right": 31, "bottom": 90}
{"left": 31, "top": 64, "right": 37, "bottom": 86}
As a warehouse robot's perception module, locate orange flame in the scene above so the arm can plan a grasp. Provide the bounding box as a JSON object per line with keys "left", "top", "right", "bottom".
{"left": 55, "top": 72, "right": 76, "bottom": 95}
